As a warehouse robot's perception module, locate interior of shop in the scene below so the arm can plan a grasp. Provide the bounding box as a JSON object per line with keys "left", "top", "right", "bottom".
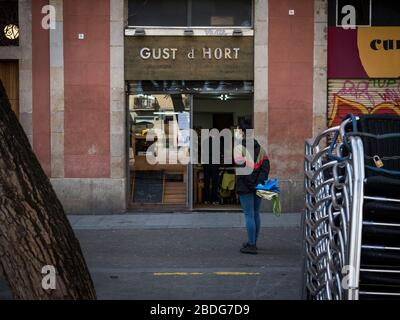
{"left": 128, "top": 91, "right": 253, "bottom": 210}
{"left": 192, "top": 94, "right": 252, "bottom": 209}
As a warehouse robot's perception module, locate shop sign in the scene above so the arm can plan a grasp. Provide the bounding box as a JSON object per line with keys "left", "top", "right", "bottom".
{"left": 138, "top": 47, "right": 241, "bottom": 61}
{"left": 357, "top": 27, "right": 400, "bottom": 78}
{"left": 328, "top": 26, "right": 400, "bottom": 78}
{"left": 125, "top": 36, "right": 253, "bottom": 80}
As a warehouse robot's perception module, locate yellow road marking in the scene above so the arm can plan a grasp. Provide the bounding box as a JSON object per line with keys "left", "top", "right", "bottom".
{"left": 153, "top": 272, "right": 204, "bottom": 276}
{"left": 214, "top": 272, "right": 260, "bottom": 276}
{"left": 153, "top": 272, "right": 260, "bottom": 276}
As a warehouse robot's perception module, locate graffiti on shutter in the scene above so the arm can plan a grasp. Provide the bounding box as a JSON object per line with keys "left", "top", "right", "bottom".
{"left": 328, "top": 79, "right": 400, "bottom": 127}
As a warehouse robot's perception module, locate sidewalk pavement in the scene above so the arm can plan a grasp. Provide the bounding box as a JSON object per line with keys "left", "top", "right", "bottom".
{"left": 68, "top": 212, "right": 301, "bottom": 230}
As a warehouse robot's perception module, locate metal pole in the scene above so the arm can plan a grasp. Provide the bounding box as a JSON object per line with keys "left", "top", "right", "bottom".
{"left": 347, "top": 137, "right": 365, "bottom": 300}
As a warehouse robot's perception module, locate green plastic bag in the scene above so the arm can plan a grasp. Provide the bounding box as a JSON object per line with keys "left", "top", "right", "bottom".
{"left": 256, "top": 190, "right": 282, "bottom": 216}
{"left": 271, "top": 194, "right": 282, "bottom": 216}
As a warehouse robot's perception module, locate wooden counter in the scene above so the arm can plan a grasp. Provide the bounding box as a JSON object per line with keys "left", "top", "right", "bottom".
{"left": 130, "top": 156, "right": 187, "bottom": 205}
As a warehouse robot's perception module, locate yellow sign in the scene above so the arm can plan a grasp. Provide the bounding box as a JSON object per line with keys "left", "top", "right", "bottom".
{"left": 358, "top": 27, "right": 400, "bottom": 77}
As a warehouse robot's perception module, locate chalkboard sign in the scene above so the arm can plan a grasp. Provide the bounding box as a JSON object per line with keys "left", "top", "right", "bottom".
{"left": 133, "top": 171, "right": 164, "bottom": 203}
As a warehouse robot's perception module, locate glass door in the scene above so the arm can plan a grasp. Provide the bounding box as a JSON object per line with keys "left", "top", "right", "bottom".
{"left": 128, "top": 93, "right": 191, "bottom": 208}
{"left": 191, "top": 93, "right": 254, "bottom": 210}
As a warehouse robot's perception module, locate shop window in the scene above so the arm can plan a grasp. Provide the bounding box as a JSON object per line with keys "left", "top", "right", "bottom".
{"left": 128, "top": 0, "right": 188, "bottom": 27}
{"left": 0, "top": 0, "right": 19, "bottom": 46}
{"left": 191, "top": 0, "right": 252, "bottom": 27}
{"left": 129, "top": 94, "right": 190, "bottom": 206}
{"left": 128, "top": 0, "right": 253, "bottom": 27}
{"left": 129, "top": 94, "right": 191, "bottom": 158}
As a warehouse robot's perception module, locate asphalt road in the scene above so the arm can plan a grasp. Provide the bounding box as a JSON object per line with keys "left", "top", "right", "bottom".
{"left": 0, "top": 220, "right": 302, "bottom": 300}
{"left": 77, "top": 227, "right": 302, "bottom": 300}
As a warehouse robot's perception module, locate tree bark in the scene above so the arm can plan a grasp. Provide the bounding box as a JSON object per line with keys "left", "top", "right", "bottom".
{"left": 0, "top": 81, "right": 96, "bottom": 299}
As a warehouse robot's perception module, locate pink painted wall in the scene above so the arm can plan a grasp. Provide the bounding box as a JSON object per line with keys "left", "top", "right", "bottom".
{"left": 32, "top": 0, "right": 51, "bottom": 176}
{"left": 268, "top": 0, "right": 314, "bottom": 179}
{"left": 63, "top": 0, "right": 110, "bottom": 178}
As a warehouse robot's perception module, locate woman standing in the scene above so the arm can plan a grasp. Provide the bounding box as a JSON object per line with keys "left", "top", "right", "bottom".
{"left": 234, "top": 120, "right": 270, "bottom": 255}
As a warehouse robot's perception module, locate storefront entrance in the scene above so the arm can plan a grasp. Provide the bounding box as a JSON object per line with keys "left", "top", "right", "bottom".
{"left": 0, "top": 60, "right": 19, "bottom": 117}
{"left": 127, "top": 80, "right": 253, "bottom": 211}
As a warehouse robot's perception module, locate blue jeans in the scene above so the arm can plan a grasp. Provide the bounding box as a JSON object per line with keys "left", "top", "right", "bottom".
{"left": 239, "top": 193, "right": 262, "bottom": 246}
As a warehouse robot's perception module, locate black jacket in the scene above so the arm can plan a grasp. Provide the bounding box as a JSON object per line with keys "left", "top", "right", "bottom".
{"left": 235, "top": 139, "right": 270, "bottom": 195}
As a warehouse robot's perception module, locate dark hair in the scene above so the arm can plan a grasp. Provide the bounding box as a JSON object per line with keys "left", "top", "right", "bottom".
{"left": 238, "top": 119, "right": 252, "bottom": 132}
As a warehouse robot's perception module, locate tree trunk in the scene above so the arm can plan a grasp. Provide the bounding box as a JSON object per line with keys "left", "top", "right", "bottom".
{"left": 0, "top": 81, "right": 96, "bottom": 300}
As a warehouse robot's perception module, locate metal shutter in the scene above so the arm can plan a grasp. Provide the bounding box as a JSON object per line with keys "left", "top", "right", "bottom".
{"left": 328, "top": 79, "right": 400, "bottom": 128}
